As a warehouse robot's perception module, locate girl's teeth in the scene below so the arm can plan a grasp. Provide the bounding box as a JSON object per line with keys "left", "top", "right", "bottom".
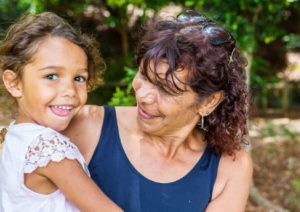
{"left": 53, "top": 105, "right": 72, "bottom": 110}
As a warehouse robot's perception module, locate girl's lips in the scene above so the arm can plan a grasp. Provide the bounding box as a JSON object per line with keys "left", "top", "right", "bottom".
{"left": 49, "top": 105, "right": 73, "bottom": 117}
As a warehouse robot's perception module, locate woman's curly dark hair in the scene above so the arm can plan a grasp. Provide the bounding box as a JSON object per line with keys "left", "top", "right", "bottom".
{"left": 135, "top": 10, "right": 249, "bottom": 155}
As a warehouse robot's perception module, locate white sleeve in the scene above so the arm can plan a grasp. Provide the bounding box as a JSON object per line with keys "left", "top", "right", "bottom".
{"left": 23, "top": 131, "right": 85, "bottom": 174}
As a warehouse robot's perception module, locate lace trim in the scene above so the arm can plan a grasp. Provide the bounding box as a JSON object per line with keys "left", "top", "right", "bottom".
{"left": 23, "top": 132, "right": 81, "bottom": 173}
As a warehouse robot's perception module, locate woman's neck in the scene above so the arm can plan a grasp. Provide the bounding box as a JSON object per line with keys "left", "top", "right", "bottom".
{"left": 140, "top": 128, "right": 205, "bottom": 159}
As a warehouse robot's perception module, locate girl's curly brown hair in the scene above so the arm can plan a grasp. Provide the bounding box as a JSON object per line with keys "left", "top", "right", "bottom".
{"left": 0, "top": 12, "right": 106, "bottom": 144}
{"left": 135, "top": 10, "right": 249, "bottom": 155}
{"left": 0, "top": 11, "right": 105, "bottom": 91}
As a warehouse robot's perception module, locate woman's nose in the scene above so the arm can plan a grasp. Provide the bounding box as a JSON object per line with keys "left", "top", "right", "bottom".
{"left": 133, "top": 76, "right": 155, "bottom": 104}
{"left": 136, "top": 88, "right": 155, "bottom": 104}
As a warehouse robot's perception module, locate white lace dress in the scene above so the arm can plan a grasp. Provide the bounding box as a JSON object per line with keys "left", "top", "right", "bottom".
{"left": 0, "top": 122, "right": 89, "bottom": 212}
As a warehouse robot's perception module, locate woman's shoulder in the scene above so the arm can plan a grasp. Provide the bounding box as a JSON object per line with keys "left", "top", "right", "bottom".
{"left": 67, "top": 105, "right": 105, "bottom": 130}
{"left": 62, "top": 105, "right": 104, "bottom": 160}
{"left": 210, "top": 149, "right": 253, "bottom": 204}
{"left": 214, "top": 149, "right": 252, "bottom": 192}
{"left": 77, "top": 105, "right": 136, "bottom": 120}
{"left": 115, "top": 106, "right": 138, "bottom": 130}
{"left": 219, "top": 149, "right": 253, "bottom": 177}
{"left": 115, "top": 106, "right": 137, "bottom": 117}
{"left": 223, "top": 149, "right": 252, "bottom": 166}
{"left": 78, "top": 105, "right": 104, "bottom": 121}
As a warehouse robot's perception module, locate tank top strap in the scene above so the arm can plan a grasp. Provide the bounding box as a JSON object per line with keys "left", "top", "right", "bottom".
{"left": 88, "top": 105, "right": 118, "bottom": 170}
{"left": 196, "top": 146, "right": 221, "bottom": 200}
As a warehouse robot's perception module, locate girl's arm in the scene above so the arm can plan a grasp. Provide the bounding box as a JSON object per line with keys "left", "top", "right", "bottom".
{"left": 24, "top": 129, "right": 122, "bottom": 212}
{"left": 205, "top": 150, "right": 253, "bottom": 212}
{"left": 36, "top": 158, "right": 123, "bottom": 211}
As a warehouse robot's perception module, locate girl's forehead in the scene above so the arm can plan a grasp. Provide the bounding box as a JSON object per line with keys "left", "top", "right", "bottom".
{"left": 31, "top": 37, "right": 86, "bottom": 63}
{"left": 21, "top": 36, "right": 88, "bottom": 77}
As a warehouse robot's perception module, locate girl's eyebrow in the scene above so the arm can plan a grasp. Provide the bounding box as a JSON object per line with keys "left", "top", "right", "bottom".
{"left": 38, "top": 66, "right": 88, "bottom": 72}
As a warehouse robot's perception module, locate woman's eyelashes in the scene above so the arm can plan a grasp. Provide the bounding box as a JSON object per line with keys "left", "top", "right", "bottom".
{"left": 140, "top": 73, "right": 171, "bottom": 94}
{"left": 158, "top": 86, "right": 169, "bottom": 94}
{"left": 140, "top": 72, "right": 149, "bottom": 82}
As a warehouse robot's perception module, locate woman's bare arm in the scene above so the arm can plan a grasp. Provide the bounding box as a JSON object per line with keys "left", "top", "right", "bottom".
{"left": 206, "top": 150, "right": 253, "bottom": 212}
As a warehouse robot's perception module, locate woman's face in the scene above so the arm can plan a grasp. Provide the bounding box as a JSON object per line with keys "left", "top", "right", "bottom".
{"left": 132, "top": 61, "right": 201, "bottom": 136}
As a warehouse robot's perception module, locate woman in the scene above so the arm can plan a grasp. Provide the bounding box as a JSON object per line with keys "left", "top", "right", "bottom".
{"left": 64, "top": 9, "right": 252, "bottom": 212}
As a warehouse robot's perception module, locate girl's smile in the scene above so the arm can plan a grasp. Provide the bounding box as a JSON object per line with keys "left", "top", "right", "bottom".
{"left": 14, "top": 36, "right": 88, "bottom": 131}
{"left": 49, "top": 105, "right": 76, "bottom": 117}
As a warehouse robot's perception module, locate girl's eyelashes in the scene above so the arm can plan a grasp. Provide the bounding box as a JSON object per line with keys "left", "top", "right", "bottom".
{"left": 43, "top": 73, "right": 87, "bottom": 82}
{"left": 74, "top": 75, "right": 87, "bottom": 82}
{"left": 45, "top": 74, "right": 58, "bottom": 80}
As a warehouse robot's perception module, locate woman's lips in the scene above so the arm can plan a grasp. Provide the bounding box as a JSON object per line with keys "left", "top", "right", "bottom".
{"left": 138, "top": 106, "right": 158, "bottom": 120}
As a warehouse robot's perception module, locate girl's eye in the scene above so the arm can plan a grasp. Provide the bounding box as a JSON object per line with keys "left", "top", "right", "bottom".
{"left": 74, "top": 76, "right": 87, "bottom": 82}
{"left": 45, "top": 74, "right": 58, "bottom": 80}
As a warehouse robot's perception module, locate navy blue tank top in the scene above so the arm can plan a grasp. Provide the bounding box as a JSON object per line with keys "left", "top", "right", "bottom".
{"left": 88, "top": 106, "right": 221, "bottom": 212}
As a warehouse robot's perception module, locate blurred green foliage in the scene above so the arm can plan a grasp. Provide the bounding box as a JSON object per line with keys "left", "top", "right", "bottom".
{"left": 109, "top": 66, "right": 137, "bottom": 105}
{"left": 0, "top": 0, "right": 299, "bottom": 108}
{"left": 289, "top": 178, "right": 300, "bottom": 210}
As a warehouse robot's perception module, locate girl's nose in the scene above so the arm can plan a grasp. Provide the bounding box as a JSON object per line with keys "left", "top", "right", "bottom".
{"left": 61, "top": 80, "right": 76, "bottom": 97}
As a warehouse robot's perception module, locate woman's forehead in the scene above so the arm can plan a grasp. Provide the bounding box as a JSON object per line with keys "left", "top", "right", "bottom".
{"left": 141, "top": 59, "right": 191, "bottom": 92}
{"left": 142, "top": 60, "right": 188, "bottom": 76}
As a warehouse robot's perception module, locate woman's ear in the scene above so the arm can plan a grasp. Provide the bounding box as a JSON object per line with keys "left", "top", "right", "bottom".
{"left": 198, "top": 90, "right": 224, "bottom": 116}
{"left": 2, "top": 70, "right": 22, "bottom": 98}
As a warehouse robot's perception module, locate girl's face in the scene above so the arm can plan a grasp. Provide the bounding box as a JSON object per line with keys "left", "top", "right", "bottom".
{"left": 132, "top": 61, "right": 201, "bottom": 136}
{"left": 15, "top": 36, "right": 88, "bottom": 131}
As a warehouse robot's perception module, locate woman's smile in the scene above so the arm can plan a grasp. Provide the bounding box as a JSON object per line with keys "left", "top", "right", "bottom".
{"left": 137, "top": 105, "right": 161, "bottom": 120}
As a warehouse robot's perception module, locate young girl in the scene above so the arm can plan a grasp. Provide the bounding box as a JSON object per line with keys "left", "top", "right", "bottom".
{"left": 0, "top": 12, "right": 122, "bottom": 211}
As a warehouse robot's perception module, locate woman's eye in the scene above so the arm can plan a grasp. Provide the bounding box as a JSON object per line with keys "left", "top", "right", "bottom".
{"left": 141, "top": 75, "right": 151, "bottom": 83}
{"left": 45, "top": 74, "right": 58, "bottom": 80}
{"left": 74, "top": 76, "right": 87, "bottom": 82}
{"left": 138, "top": 71, "right": 147, "bottom": 81}
{"left": 159, "top": 87, "right": 169, "bottom": 94}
